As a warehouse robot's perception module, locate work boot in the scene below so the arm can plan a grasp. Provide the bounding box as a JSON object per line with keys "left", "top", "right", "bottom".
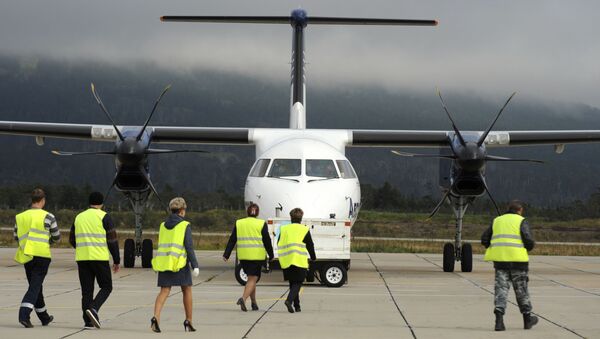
{"left": 523, "top": 313, "right": 538, "bottom": 330}
{"left": 494, "top": 311, "right": 505, "bottom": 331}
{"left": 284, "top": 300, "right": 295, "bottom": 313}
{"left": 40, "top": 314, "right": 54, "bottom": 326}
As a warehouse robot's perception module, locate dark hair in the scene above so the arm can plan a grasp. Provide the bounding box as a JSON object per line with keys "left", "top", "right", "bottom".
{"left": 247, "top": 203, "right": 259, "bottom": 217}
{"left": 290, "top": 207, "right": 304, "bottom": 223}
{"left": 31, "top": 188, "right": 46, "bottom": 204}
{"left": 507, "top": 200, "right": 524, "bottom": 213}
{"left": 89, "top": 191, "right": 104, "bottom": 205}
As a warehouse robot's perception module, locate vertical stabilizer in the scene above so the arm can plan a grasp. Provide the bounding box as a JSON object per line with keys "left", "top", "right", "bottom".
{"left": 290, "top": 102, "right": 306, "bottom": 129}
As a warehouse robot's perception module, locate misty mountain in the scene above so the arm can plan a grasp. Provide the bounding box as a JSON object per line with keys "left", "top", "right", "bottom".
{"left": 1, "top": 55, "right": 600, "bottom": 206}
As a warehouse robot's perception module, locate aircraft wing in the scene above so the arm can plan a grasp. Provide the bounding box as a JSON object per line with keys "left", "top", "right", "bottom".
{"left": 349, "top": 129, "right": 600, "bottom": 147}
{"left": 0, "top": 121, "right": 252, "bottom": 145}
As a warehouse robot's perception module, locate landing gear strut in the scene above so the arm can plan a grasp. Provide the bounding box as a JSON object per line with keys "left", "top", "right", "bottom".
{"left": 442, "top": 196, "right": 473, "bottom": 273}
{"left": 122, "top": 190, "right": 154, "bottom": 268}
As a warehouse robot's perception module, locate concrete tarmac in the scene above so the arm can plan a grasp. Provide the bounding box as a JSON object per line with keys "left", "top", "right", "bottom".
{"left": 0, "top": 249, "right": 598, "bottom": 339}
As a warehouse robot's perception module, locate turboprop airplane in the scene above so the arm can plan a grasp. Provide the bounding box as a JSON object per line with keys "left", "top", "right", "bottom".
{"left": 2, "top": 9, "right": 600, "bottom": 281}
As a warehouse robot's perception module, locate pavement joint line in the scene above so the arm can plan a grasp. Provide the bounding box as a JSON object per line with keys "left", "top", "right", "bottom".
{"left": 367, "top": 253, "right": 417, "bottom": 339}
{"left": 413, "top": 253, "right": 586, "bottom": 338}
{"left": 59, "top": 328, "right": 85, "bottom": 339}
{"left": 537, "top": 260, "right": 600, "bottom": 276}
{"left": 242, "top": 288, "right": 289, "bottom": 339}
{"left": 529, "top": 272, "right": 600, "bottom": 297}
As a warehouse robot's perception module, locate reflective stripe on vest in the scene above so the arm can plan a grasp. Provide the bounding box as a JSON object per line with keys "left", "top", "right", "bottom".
{"left": 484, "top": 213, "right": 529, "bottom": 262}
{"left": 14, "top": 209, "right": 50, "bottom": 264}
{"left": 152, "top": 221, "right": 189, "bottom": 272}
{"left": 74, "top": 208, "right": 109, "bottom": 261}
{"left": 236, "top": 217, "right": 267, "bottom": 260}
{"left": 277, "top": 223, "right": 309, "bottom": 269}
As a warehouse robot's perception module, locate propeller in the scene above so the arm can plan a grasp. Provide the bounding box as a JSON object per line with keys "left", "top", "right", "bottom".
{"left": 51, "top": 150, "right": 116, "bottom": 156}
{"left": 391, "top": 150, "right": 456, "bottom": 159}
{"left": 429, "top": 188, "right": 452, "bottom": 218}
{"left": 480, "top": 174, "right": 501, "bottom": 215}
{"left": 484, "top": 155, "right": 544, "bottom": 163}
{"left": 91, "top": 83, "right": 125, "bottom": 141}
{"left": 145, "top": 148, "right": 209, "bottom": 155}
{"left": 437, "top": 89, "right": 466, "bottom": 146}
{"left": 136, "top": 84, "right": 172, "bottom": 141}
{"left": 477, "top": 92, "right": 516, "bottom": 146}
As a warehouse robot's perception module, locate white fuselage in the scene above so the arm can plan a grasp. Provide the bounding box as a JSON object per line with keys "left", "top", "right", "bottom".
{"left": 244, "top": 128, "right": 361, "bottom": 224}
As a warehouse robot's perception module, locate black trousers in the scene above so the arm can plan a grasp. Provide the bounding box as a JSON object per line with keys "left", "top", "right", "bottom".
{"left": 19, "top": 257, "right": 51, "bottom": 321}
{"left": 287, "top": 282, "right": 302, "bottom": 307}
{"left": 77, "top": 261, "right": 112, "bottom": 324}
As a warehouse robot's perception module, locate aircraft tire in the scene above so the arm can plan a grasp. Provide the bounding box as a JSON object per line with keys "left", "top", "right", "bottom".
{"left": 141, "top": 239, "right": 153, "bottom": 268}
{"left": 124, "top": 238, "right": 135, "bottom": 268}
{"left": 461, "top": 243, "right": 473, "bottom": 272}
{"left": 443, "top": 243, "right": 455, "bottom": 272}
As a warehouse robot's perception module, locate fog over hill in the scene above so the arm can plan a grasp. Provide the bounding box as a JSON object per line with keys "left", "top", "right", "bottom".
{"left": 1, "top": 55, "right": 599, "bottom": 206}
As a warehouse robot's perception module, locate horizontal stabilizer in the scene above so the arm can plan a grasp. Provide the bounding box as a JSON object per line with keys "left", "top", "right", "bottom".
{"left": 161, "top": 16, "right": 437, "bottom": 26}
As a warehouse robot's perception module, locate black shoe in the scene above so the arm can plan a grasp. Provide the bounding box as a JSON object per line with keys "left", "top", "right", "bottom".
{"left": 284, "top": 300, "right": 294, "bottom": 313}
{"left": 19, "top": 319, "right": 33, "bottom": 328}
{"left": 251, "top": 303, "right": 259, "bottom": 311}
{"left": 294, "top": 305, "right": 301, "bottom": 313}
{"left": 84, "top": 323, "right": 95, "bottom": 330}
{"left": 237, "top": 298, "right": 247, "bottom": 312}
{"left": 150, "top": 317, "right": 161, "bottom": 333}
{"left": 41, "top": 315, "right": 54, "bottom": 326}
{"left": 524, "top": 313, "right": 539, "bottom": 330}
{"left": 494, "top": 311, "right": 505, "bottom": 331}
{"left": 85, "top": 309, "right": 100, "bottom": 329}
{"left": 183, "top": 319, "right": 196, "bottom": 332}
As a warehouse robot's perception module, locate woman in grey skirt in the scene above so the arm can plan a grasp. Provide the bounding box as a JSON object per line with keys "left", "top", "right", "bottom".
{"left": 151, "top": 197, "right": 199, "bottom": 333}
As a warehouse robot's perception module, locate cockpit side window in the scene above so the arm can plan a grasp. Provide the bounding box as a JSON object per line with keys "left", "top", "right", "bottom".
{"left": 306, "top": 159, "right": 339, "bottom": 178}
{"left": 268, "top": 159, "right": 301, "bottom": 177}
{"left": 249, "top": 159, "right": 271, "bottom": 177}
{"left": 336, "top": 160, "right": 357, "bottom": 179}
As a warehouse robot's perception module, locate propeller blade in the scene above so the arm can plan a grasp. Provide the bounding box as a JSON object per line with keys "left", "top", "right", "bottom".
{"left": 477, "top": 92, "right": 517, "bottom": 146}
{"left": 480, "top": 175, "right": 501, "bottom": 215}
{"left": 91, "top": 83, "right": 125, "bottom": 141}
{"left": 437, "top": 88, "right": 466, "bottom": 147}
{"left": 391, "top": 150, "right": 456, "bottom": 159}
{"left": 428, "top": 189, "right": 452, "bottom": 218}
{"left": 136, "top": 84, "right": 172, "bottom": 141}
{"left": 51, "top": 150, "right": 116, "bottom": 156}
{"left": 139, "top": 167, "right": 167, "bottom": 212}
{"left": 103, "top": 172, "right": 120, "bottom": 204}
{"left": 485, "top": 155, "right": 544, "bottom": 164}
{"left": 145, "top": 148, "right": 209, "bottom": 155}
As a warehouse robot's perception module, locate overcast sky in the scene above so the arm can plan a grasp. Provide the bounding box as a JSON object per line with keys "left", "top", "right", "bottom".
{"left": 1, "top": 0, "right": 598, "bottom": 108}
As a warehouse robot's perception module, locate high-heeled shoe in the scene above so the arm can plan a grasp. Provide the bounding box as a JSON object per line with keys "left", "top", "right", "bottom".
{"left": 183, "top": 319, "right": 196, "bottom": 332}
{"left": 150, "top": 317, "right": 161, "bottom": 333}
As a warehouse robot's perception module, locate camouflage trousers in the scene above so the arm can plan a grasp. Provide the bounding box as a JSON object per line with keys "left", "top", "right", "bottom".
{"left": 494, "top": 268, "right": 532, "bottom": 315}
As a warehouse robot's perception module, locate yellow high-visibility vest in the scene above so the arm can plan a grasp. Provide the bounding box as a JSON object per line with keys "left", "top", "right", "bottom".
{"left": 236, "top": 217, "right": 267, "bottom": 260}
{"left": 278, "top": 223, "right": 309, "bottom": 269}
{"left": 484, "top": 213, "right": 529, "bottom": 262}
{"left": 74, "top": 208, "right": 109, "bottom": 261}
{"left": 14, "top": 209, "right": 51, "bottom": 264}
{"left": 152, "top": 221, "right": 188, "bottom": 272}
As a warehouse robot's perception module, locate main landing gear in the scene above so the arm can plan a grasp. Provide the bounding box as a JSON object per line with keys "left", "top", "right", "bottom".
{"left": 442, "top": 196, "right": 473, "bottom": 273}
{"left": 122, "top": 191, "right": 154, "bottom": 268}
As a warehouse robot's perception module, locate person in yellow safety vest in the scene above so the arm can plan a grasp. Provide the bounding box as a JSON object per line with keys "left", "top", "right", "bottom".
{"left": 277, "top": 208, "right": 316, "bottom": 313}
{"left": 14, "top": 188, "right": 60, "bottom": 328}
{"left": 223, "top": 203, "right": 274, "bottom": 312}
{"left": 482, "top": 200, "right": 538, "bottom": 331}
{"left": 151, "top": 197, "right": 199, "bottom": 333}
{"left": 69, "top": 192, "right": 120, "bottom": 329}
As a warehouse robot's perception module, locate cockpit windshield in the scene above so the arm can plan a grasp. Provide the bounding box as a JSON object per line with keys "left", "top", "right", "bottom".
{"left": 268, "top": 159, "right": 301, "bottom": 177}
{"left": 306, "top": 159, "right": 339, "bottom": 178}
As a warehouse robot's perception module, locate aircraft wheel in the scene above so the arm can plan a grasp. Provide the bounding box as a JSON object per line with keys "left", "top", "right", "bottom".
{"left": 124, "top": 238, "right": 136, "bottom": 268}
{"left": 141, "top": 239, "right": 153, "bottom": 268}
{"left": 443, "top": 243, "right": 455, "bottom": 272}
{"left": 320, "top": 262, "right": 347, "bottom": 288}
{"left": 461, "top": 243, "right": 473, "bottom": 272}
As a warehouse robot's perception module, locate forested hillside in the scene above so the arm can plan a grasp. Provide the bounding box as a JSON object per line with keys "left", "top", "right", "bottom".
{"left": 1, "top": 55, "right": 600, "bottom": 206}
